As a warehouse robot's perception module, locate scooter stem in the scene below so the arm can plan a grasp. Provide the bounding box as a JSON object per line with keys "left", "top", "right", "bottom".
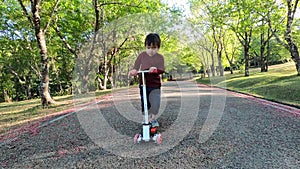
{"left": 138, "top": 70, "right": 150, "bottom": 124}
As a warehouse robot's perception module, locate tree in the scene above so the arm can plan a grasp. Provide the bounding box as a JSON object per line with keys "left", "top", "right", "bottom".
{"left": 1, "top": 0, "right": 41, "bottom": 102}
{"left": 204, "top": 1, "right": 227, "bottom": 76}
{"left": 71, "top": 0, "right": 167, "bottom": 93}
{"left": 223, "top": 31, "right": 240, "bottom": 74}
{"left": 254, "top": 1, "right": 279, "bottom": 72}
{"left": 190, "top": 1, "right": 214, "bottom": 77}
{"left": 18, "top": 0, "right": 60, "bottom": 107}
{"left": 226, "top": 0, "right": 260, "bottom": 77}
{"left": 270, "top": 0, "right": 300, "bottom": 75}
{"left": 285, "top": 0, "right": 300, "bottom": 75}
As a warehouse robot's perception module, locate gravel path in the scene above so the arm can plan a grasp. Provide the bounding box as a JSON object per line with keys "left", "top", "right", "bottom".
{"left": 1, "top": 80, "right": 300, "bottom": 169}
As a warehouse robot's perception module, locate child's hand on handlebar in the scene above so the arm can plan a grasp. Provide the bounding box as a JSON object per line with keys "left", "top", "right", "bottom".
{"left": 149, "top": 67, "right": 158, "bottom": 73}
{"left": 129, "top": 69, "right": 138, "bottom": 76}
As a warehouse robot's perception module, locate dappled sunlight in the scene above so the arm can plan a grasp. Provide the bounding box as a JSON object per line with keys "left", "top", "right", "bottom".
{"left": 0, "top": 99, "right": 40, "bottom": 109}
{"left": 0, "top": 103, "right": 40, "bottom": 115}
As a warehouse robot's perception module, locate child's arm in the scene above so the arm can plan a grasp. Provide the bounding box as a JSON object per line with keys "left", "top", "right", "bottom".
{"left": 155, "top": 56, "right": 165, "bottom": 74}
{"left": 129, "top": 54, "right": 142, "bottom": 76}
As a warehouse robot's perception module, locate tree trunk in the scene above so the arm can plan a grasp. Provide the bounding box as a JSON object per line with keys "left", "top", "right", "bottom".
{"left": 212, "top": 27, "right": 224, "bottom": 76}
{"left": 97, "top": 54, "right": 109, "bottom": 90}
{"left": 32, "top": 0, "right": 55, "bottom": 107}
{"left": 287, "top": 42, "right": 300, "bottom": 75}
{"left": 266, "top": 29, "right": 271, "bottom": 72}
{"left": 218, "top": 32, "right": 224, "bottom": 76}
{"left": 260, "top": 32, "right": 266, "bottom": 72}
{"left": 97, "top": 72, "right": 103, "bottom": 90}
{"left": 285, "top": 0, "right": 300, "bottom": 75}
{"left": 82, "top": 64, "right": 90, "bottom": 93}
{"left": 230, "top": 64, "right": 234, "bottom": 74}
{"left": 243, "top": 31, "right": 252, "bottom": 77}
{"left": 234, "top": 29, "right": 252, "bottom": 77}
{"left": 210, "top": 48, "right": 216, "bottom": 77}
{"left": 244, "top": 45, "right": 250, "bottom": 77}
{"left": 217, "top": 52, "right": 224, "bottom": 76}
{"left": 26, "top": 74, "right": 32, "bottom": 99}
{"left": 3, "top": 90, "right": 12, "bottom": 103}
{"left": 103, "top": 53, "right": 108, "bottom": 89}
{"left": 223, "top": 39, "right": 235, "bottom": 75}
{"left": 260, "top": 23, "right": 274, "bottom": 73}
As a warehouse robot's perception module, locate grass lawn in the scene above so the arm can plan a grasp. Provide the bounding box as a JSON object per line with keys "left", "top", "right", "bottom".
{"left": 197, "top": 62, "right": 300, "bottom": 107}
{"left": 0, "top": 90, "right": 112, "bottom": 134}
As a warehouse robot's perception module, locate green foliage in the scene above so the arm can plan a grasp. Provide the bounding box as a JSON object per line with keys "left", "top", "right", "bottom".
{"left": 292, "top": 18, "right": 300, "bottom": 47}
{"left": 189, "top": 0, "right": 295, "bottom": 75}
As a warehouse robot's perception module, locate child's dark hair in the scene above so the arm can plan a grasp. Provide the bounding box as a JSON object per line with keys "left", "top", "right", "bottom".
{"left": 144, "top": 33, "right": 161, "bottom": 48}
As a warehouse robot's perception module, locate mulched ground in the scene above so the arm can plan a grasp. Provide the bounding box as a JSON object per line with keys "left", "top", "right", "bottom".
{"left": 1, "top": 81, "right": 300, "bottom": 168}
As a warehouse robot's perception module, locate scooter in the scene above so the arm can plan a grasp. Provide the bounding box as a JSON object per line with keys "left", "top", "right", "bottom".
{"left": 134, "top": 70, "right": 162, "bottom": 144}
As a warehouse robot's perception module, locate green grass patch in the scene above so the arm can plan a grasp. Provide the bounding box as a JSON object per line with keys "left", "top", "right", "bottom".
{"left": 197, "top": 62, "right": 300, "bottom": 107}
{"left": 0, "top": 89, "right": 115, "bottom": 134}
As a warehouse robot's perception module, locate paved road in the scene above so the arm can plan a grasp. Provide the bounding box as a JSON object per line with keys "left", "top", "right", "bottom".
{"left": 1, "top": 80, "right": 300, "bottom": 168}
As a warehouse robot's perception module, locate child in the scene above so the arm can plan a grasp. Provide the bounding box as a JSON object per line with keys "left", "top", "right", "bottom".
{"left": 129, "top": 33, "right": 165, "bottom": 127}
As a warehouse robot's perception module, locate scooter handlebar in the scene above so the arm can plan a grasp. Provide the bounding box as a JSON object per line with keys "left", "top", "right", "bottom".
{"left": 138, "top": 69, "right": 158, "bottom": 74}
{"left": 138, "top": 70, "right": 150, "bottom": 73}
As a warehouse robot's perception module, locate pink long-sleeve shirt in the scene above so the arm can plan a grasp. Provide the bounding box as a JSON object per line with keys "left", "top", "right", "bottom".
{"left": 133, "top": 51, "right": 165, "bottom": 88}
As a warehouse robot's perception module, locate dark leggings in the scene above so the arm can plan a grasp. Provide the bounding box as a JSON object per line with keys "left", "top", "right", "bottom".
{"left": 139, "top": 86, "right": 161, "bottom": 115}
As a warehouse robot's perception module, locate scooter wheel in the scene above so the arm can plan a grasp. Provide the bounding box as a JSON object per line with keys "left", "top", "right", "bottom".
{"left": 156, "top": 133, "right": 162, "bottom": 144}
{"left": 134, "top": 134, "right": 140, "bottom": 144}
